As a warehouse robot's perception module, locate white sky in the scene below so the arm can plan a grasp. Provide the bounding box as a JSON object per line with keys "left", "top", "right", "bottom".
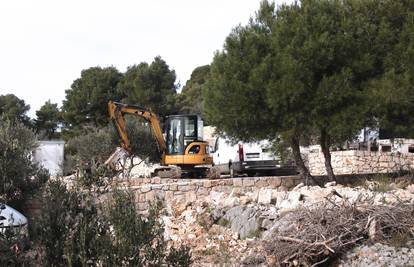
{"left": 0, "top": 0, "right": 289, "bottom": 118}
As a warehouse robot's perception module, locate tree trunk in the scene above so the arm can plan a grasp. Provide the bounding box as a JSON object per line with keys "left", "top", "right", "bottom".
{"left": 290, "top": 133, "right": 318, "bottom": 186}
{"left": 320, "top": 129, "right": 336, "bottom": 182}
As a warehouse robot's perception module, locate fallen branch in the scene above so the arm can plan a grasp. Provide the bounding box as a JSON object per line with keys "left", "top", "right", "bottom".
{"left": 264, "top": 201, "right": 414, "bottom": 266}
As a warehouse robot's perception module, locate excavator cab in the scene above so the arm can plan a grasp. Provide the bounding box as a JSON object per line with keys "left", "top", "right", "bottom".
{"left": 165, "top": 115, "right": 203, "bottom": 155}
{"left": 163, "top": 114, "right": 212, "bottom": 168}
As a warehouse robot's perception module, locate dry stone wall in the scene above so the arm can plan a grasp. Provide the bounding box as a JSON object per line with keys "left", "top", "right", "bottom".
{"left": 308, "top": 150, "right": 414, "bottom": 176}
{"left": 125, "top": 176, "right": 303, "bottom": 211}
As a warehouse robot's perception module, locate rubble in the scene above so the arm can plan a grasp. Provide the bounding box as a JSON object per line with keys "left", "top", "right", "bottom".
{"left": 159, "top": 181, "right": 414, "bottom": 266}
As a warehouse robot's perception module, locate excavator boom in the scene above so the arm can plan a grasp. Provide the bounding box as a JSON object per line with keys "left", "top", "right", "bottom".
{"left": 105, "top": 101, "right": 166, "bottom": 166}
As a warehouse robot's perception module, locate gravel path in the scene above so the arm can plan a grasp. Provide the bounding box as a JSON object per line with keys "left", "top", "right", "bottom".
{"left": 341, "top": 243, "right": 414, "bottom": 267}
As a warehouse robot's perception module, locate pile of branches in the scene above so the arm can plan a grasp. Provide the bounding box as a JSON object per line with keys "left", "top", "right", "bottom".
{"left": 264, "top": 194, "right": 414, "bottom": 266}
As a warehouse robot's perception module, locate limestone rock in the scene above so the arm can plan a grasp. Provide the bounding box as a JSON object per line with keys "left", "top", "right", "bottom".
{"left": 224, "top": 206, "right": 260, "bottom": 239}
{"left": 257, "top": 188, "right": 272, "bottom": 204}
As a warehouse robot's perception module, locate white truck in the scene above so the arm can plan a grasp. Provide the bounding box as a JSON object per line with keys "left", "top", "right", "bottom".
{"left": 212, "top": 137, "right": 282, "bottom": 177}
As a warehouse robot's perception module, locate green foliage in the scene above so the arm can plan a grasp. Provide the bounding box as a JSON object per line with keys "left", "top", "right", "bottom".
{"left": 35, "top": 179, "right": 192, "bottom": 266}
{"left": 64, "top": 118, "right": 160, "bottom": 178}
{"left": 165, "top": 245, "right": 193, "bottom": 267}
{"left": 177, "top": 65, "right": 210, "bottom": 115}
{"left": 0, "top": 225, "right": 29, "bottom": 266}
{"left": 267, "top": 136, "right": 294, "bottom": 165}
{"left": 62, "top": 66, "right": 123, "bottom": 131}
{"left": 0, "top": 117, "right": 48, "bottom": 203}
{"left": 246, "top": 228, "right": 263, "bottom": 239}
{"left": 35, "top": 179, "right": 83, "bottom": 266}
{"left": 369, "top": 174, "right": 393, "bottom": 193}
{"left": 122, "top": 116, "right": 161, "bottom": 163}
{"left": 104, "top": 191, "right": 166, "bottom": 266}
{"left": 205, "top": 0, "right": 414, "bottom": 181}
{"left": 118, "top": 56, "right": 178, "bottom": 118}
{"left": 217, "top": 218, "right": 230, "bottom": 228}
{"left": 66, "top": 126, "right": 115, "bottom": 164}
{"left": 64, "top": 125, "right": 116, "bottom": 185}
{"left": 34, "top": 100, "right": 61, "bottom": 140}
{"left": 204, "top": 3, "right": 277, "bottom": 142}
{"left": 0, "top": 94, "right": 31, "bottom": 126}
{"left": 367, "top": 1, "right": 414, "bottom": 138}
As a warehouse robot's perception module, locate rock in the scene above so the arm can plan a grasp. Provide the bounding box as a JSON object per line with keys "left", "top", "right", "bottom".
{"left": 187, "top": 233, "right": 196, "bottom": 239}
{"left": 185, "top": 191, "right": 197, "bottom": 202}
{"left": 292, "top": 182, "right": 305, "bottom": 191}
{"left": 222, "top": 188, "right": 240, "bottom": 207}
{"left": 277, "top": 191, "right": 302, "bottom": 211}
{"left": 224, "top": 206, "right": 260, "bottom": 239}
{"left": 261, "top": 218, "right": 273, "bottom": 230}
{"left": 182, "top": 210, "right": 196, "bottom": 224}
{"left": 223, "top": 196, "right": 240, "bottom": 207}
{"left": 267, "top": 255, "right": 277, "bottom": 266}
{"left": 246, "top": 190, "right": 259, "bottom": 202}
{"left": 341, "top": 243, "right": 414, "bottom": 267}
{"left": 263, "top": 212, "right": 296, "bottom": 240}
{"left": 325, "top": 181, "right": 336, "bottom": 187}
{"left": 211, "top": 208, "right": 225, "bottom": 222}
{"left": 172, "top": 201, "right": 189, "bottom": 217}
{"left": 257, "top": 188, "right": 272, "bottom": 204}
{"left": 232, "top": 232, "right": 239, "bottom": 240}
{"left": 406, "top": 184, "right": 414, "bottom": 193}
{"left": 393, "top": 189, "right": 414, "bottom": 202}
{"left": 210, "top": 191, "right": 225, "bottom": 205}
{"left": 239, "top": 196, "right": 252, "bottom": 205}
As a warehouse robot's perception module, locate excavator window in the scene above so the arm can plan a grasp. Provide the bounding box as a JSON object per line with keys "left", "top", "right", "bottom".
{"left": 167, "top": 118, "right": 183, "bottom": 154}
{"left": 184, "top": 117, "right": 196, "bottom": 137}
{"left": 189, "top": 145, "right": 201, "bottom": 154}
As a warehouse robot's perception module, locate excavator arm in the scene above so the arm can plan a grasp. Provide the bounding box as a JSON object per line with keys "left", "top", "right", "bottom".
{"left": 105, "top": 100, "right": 167, "bottom": 167}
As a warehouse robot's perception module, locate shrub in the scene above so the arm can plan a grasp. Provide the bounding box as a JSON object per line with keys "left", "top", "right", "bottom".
{"left": 34, "top": 179, "right": 192, "bottom": 266}
{"left": 35, "top": 179, "right": 83, "bottom": 266}
{"left": 120, "top": 117, "right": 161, "bottom": 163}
{"left": 0, "top": 117, "right": 49, "bottom": 203}
{"left": 66, "top": 125, "right": 115, "bottom": 165}
{"left": 65, "top": 118, "right": 160, "bottom": 179}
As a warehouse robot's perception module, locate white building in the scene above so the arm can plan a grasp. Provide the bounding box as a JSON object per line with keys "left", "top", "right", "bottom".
{"left": 33, "top": 140, "right": 65, "bottom": 176}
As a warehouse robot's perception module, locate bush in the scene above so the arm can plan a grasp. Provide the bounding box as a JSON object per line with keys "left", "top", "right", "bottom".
{"left": 121, "top": 117, "right": 161, "bottom": 163}
{"left": 65, "top": 119, "right": 161, "bottom": 180}
{"left": 35, "top": 179, "right": 83, "bottom": 266}
{"left": 66, "top": 125, "right": 115, "bottom": 165}
{"left": 35, "top": 179, "right": 192, "bottom": 266}
{"left": 0, "top": 117, "right": 49, "bottom": 203}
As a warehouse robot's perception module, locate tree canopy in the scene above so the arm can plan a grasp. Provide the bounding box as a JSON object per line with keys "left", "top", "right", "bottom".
{"left": 368, "top": 0, "right": 414, "bottom": 139}
{"left": 0, "top": 94, "right": 31, "bottom": 126}
{"left": 177, "top": 65, "right": 210, "bottom": 115}
{"left": 204, "top": 0, "right": 414, "bottom": 183}
{"left": 118, "top": 56, "right": 178, "bottom": 118}
{"left": 34, "top": 100, "right": 61, "bottom": 139}
{"left": 61, "top": 66, "right": 123, "bottom": 130}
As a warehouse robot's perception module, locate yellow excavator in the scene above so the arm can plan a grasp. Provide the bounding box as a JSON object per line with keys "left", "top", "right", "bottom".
{"left": 105, "top": 101, "right": 216, "bottom": 178}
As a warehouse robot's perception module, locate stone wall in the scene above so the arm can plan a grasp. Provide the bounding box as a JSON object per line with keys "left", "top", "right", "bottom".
{"left": 126, "top": 176, "right": 303, "bottom": 211}
{"left": 308, "top": 150, "right": 414, "bottom": 176}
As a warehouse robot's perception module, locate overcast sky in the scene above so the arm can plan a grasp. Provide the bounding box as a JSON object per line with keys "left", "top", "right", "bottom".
{"left": 0, "top": 0, "right": 290, "bottom": 118}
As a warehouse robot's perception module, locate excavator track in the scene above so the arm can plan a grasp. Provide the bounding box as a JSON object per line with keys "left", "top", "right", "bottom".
{"left": 154, "top": 166, "right": 182, "bottom": 179}
{"left": 153, "top": 166, "right": 220, "bottom": 179}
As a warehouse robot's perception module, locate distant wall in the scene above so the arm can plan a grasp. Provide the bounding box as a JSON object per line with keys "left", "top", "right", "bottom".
{"left": 126, "top": 176, "right": 303, "bottom": 211}
{"left": 308, "top": 150, "right": 414, "bottom": 176}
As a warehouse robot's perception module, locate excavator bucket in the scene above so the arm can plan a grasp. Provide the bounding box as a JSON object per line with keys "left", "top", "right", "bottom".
{"left": 105, "top": 147, "right": 130, "bottom": 168}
